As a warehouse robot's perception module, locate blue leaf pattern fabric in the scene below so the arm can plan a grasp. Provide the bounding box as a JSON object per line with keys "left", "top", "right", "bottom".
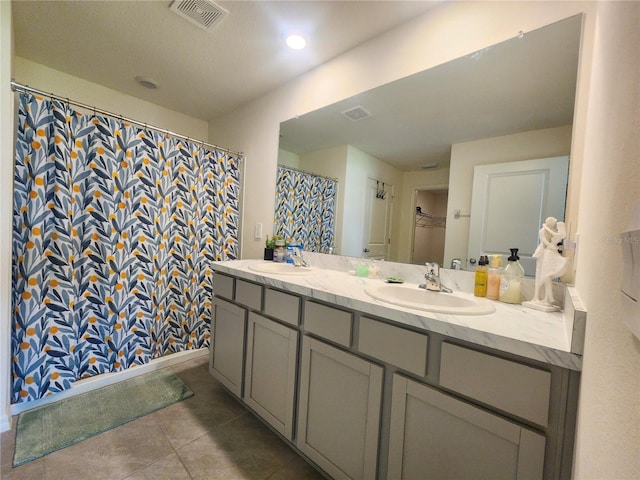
{"left": 274, "top": 167, "right": 336, "bottom": 251}
{"left": 11, "top": 93, "right": 241, "bottom": 402}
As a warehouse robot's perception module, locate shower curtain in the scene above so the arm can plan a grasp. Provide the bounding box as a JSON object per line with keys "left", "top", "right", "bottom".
{"left": 273, "top": 166, "right": 336, "bottom": 252}
{"left": 11, "top": 92, "right": 241, "bottom": 403}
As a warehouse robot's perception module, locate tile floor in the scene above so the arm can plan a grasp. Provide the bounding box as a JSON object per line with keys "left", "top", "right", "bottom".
{"left": 1, "top": 355, "right": 325, "bottom": 480}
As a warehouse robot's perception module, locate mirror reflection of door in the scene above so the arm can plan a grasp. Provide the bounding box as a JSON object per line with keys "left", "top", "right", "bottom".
{"left": 412, "top": 189, "right": 448, "bottom": 266}
{"left": 363, "top": 177, "right": 393, "bottom": 260}
{"left": 468, "top": 156, "right": 570, "bottom": 276}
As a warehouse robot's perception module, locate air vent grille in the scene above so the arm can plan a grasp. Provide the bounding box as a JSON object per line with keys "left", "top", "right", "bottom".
{"left": 342, "top": 106, "right": 371, "bottom": 122}
{"left": 170, "top": 0, "right": 228, "bottom": 32}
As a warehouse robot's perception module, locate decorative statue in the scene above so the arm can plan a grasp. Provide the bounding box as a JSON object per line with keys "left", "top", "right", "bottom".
{"left": 524, "top": 217, "right": 569, "bottom": 311}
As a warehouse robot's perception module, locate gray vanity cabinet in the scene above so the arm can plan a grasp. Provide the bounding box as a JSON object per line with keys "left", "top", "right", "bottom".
{"left": 209, "top": 268, "right": 580, "bottom": 480}
{"left": 244, "top": 312, "right": 298, "bottom": 440}
{"left": 388, "top": 374, "right": 546, "bottom": 480}
{"left": 297, "top": 336, "right": 383, "bottom": 480}
{"left": 210, "top": 297, "right": 246, "bottom": 397}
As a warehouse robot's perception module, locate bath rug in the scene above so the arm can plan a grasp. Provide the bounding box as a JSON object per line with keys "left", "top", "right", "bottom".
{"left": 13, "top": 368, "right": 193, "bottom": 466}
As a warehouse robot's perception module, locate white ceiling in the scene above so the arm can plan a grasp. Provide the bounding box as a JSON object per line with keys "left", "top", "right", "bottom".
{"left": 12, "top": 0, "right": 439, "bottom": 121}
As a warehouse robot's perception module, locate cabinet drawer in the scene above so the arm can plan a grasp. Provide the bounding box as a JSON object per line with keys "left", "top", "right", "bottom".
{"left": 358, "top": 317, "right": 428, "bottom": 377}
{"left": 440, "top": 343, "right": 551, "bottom": 426}
{"left": 235, "top": 279, "right": 262, "bottom": 310}
{"left": 304, "top": 301, "right": 352, "bottom": 347}
{"left": 213, "top": 273, "right": 234, "bottom": 300}
{"left": 264, "top": 289, "right": 300, "bottom": 326}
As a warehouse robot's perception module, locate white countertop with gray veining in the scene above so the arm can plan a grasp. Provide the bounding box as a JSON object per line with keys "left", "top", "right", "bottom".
{"left": 211, "top": 254, "right": 584, "bottom": 371}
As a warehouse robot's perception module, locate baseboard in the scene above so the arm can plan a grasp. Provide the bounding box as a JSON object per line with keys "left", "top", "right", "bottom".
{"left": 0, "top": 412, "right": 11, "bottom": 432}
{"left": 9, "top": 348, "right": 207, "bottom": 417}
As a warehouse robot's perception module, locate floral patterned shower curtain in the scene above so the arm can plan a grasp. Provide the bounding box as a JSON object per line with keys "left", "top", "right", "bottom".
{"left": 11, "top": 92, "right": 240, "bottom": 403}
{"left": 274, "top": 166, "right": 336, "bottom": 251}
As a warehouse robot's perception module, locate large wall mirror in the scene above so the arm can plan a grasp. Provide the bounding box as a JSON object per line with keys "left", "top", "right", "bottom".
{"left": 276, "top": 14, "right": 582, "bottom": 273}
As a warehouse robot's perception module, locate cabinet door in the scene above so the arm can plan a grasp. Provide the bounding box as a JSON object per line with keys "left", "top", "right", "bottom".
{"left": 297, "top": 336, "right": 383, "bottom": 480}
{"left": 388, "top": 374, "right": 545, "bottom": 480}
{"left": 244, "top": 312, "right": 298, "bottom": 440}
{"left": 210, "top": 298, "right": 246, "bottom": 398}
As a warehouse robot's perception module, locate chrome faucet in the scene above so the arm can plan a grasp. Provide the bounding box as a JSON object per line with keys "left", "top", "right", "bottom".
{"left": 420, "top": 262, "right": 452, "bottom": 293}
{"left": 292, "top": 247, "right": 310, "bottom": 267}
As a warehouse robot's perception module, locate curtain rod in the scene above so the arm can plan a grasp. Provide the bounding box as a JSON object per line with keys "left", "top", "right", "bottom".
{"left": 278, "top": 164, "right": 338, "bottom": 183}
{"left": 10, "top": 81, "right": 244, "bottom": 158}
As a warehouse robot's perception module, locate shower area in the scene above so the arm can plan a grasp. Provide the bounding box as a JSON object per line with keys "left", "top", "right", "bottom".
{"left": 10, "top": 88, "right": 242, "bottom": 405}
{"left": 273, "top": 165, "right": 337, "bottom": 252}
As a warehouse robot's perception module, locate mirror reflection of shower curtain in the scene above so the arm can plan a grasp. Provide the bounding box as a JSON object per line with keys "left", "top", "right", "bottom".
{"left": 274, "top": 167, "right": 336, "bottom": 252}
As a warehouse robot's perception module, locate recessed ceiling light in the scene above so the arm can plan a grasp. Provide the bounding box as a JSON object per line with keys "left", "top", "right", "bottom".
{"left": 135, "top": 76, "right": 159, "bottom": 89}
{"left": 286, "top": 34, "right": 306, "bottom": 50}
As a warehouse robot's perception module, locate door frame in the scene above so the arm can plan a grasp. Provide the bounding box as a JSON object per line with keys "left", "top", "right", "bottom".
{"left": 410, "top": 184, "right": 449, "bottom": 265}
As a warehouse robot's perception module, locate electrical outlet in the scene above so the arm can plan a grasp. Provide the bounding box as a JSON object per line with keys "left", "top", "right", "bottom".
{"left": 254, "top": 223, "right": 263, "bottom": 239}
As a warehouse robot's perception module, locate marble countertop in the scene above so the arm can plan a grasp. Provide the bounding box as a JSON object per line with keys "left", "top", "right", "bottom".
{"left": 211, "top": 256, "right": 583, "bottom": 371}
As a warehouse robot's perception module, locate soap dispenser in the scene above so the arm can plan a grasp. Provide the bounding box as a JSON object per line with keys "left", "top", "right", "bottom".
{"left": 486, "top": 254, "right": 503, "bottom": 300}
{"left": 499, "top": 248, "right": 524, "bottom": 304}
{"left": 474, "top": 255, "right": 489, "bottom": 297}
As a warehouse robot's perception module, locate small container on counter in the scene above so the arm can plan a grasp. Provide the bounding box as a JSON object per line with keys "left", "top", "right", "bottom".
{"left": 486, "top": 254, "right": 503, "bottom": 300}
{"left": 273, "top": 239, "right": 286, "bottom": 263}
{"left": 474, "top": 255, "right": 489, "bottom": 297}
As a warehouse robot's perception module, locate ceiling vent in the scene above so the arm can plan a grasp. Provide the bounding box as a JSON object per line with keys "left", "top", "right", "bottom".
{"left": 342, "top": 106, "right": 371, "bottom": 122}
{"left": 170, "top": 0, "right": 228, "bottom": 32}
{"left": 420, "top": 162, "right": 440, "bottom": 169}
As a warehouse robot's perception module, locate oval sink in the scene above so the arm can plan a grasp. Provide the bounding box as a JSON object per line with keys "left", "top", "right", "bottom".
{"left": 249, "top": 262, "right": 316, "bottom": 276}
{"left": 364, "top": 284, "right": 495, "bottom": 315}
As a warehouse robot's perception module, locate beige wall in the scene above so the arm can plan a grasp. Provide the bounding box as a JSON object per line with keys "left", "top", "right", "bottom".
{"left": 572, "top": 1, "right": 640, "bottom": 477}
{"left": 14, "top": 57, "right": 209, "bottom": 141}
{"left": 444, "top": 125, "right": 573, "bottom": 269}
{"left": 277, "top": 149, "right": 300, "bottom": 169}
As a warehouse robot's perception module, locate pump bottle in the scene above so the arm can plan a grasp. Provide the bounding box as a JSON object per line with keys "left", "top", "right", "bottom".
{"left": 486, "top": 254, "right": 503, "bottom": 300}
{"left": 499, "top": 248, "right": 524, "bottom": 304}
{"left": 474, "top": 255, "right": 489, "bottom": 297}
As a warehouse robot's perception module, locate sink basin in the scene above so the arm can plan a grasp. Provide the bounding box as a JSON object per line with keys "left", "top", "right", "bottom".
{"left": 249, "top": 262, "right": 316, "bottom": 276}
{"left": 364, "top": 284, "right": 495, "bottom": 315}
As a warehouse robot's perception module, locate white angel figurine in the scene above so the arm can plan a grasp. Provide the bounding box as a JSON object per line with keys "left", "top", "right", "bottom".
{"left": 528, "top": 217, "right": 569, "bottom": 310}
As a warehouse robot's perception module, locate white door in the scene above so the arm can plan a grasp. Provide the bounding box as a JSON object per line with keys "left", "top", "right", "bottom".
{"left": 363, "top": 178, "right": 392, "bottom": 259}
{"left": 468, "top": 156, "right": 569, "bottom": 276}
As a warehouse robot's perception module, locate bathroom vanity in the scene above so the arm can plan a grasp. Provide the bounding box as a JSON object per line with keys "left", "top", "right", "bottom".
{"left": 209, "top": 255, "right": 584, "bottom": 480}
